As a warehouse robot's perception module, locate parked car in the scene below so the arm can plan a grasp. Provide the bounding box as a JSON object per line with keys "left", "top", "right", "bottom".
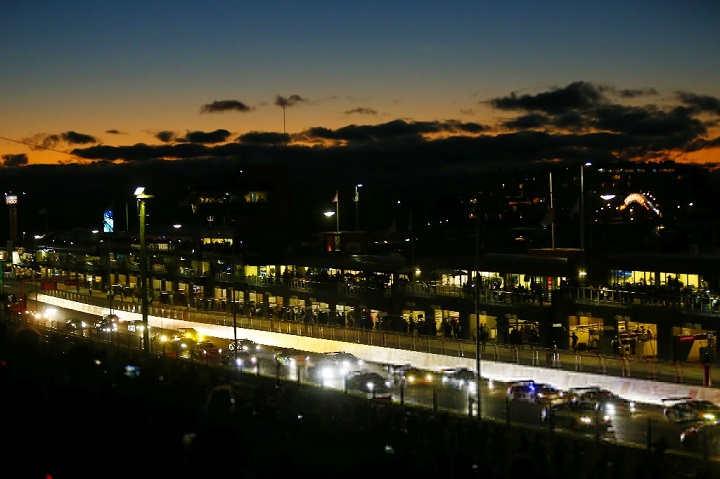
{"left": 391, "top": 364, "right": 436, "bottom": 386}
{"left": 94, "top": 314, "right": 119, "bottom": 333}
{"left": 177, "top": 327, "right": 201, "bottom": 342}
{"left": 541, "top": 401, "right": 613, "bottom": 432}
{"left": 662, "top": 397, "right": 720, "bottom": 423}
{"left": 507, "top": 380, "right": 565, "bottom": 405}
{"left": 228, "top": 338, "right": 261, "bottom": 353}
{"left": 680, "top": 421, "right": 720, "bottom": 450}
{"left": 223, "top": 349, "right": 258, "bottom": 368}
{"left": 125, "top": 319, "right": 145, "bottom": 334}
{"left": 308, "top": 356, "right": 355, "bottom": 382}
{"left": 65, "top": 317, "right": 87, "bottom": 332}
{"left": 345, "top": 371, "right": 392, "bottom": 401}
{"left": 274, "top": 348, "right": 315, "bottom": 366}
{"left": 440, "top": 367, "right": 478, "bottom": 391}
{"left": 193, "top": 340, "right": 223, "bottom": 360}
{"left": 568, "top": 386, "right": 636, "bottom": 415}
{"left": 322, "top": 351, "right": 365, "bottom": 370}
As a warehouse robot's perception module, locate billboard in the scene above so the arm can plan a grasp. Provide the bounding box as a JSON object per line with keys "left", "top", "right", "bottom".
{"left": 103, "top": 210, "right": 114, "bottom": 233}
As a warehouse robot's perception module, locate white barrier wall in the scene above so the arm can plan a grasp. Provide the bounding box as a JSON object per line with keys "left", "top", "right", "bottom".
{"left": 41, "top": 295, "right": 720, "bottom": 406}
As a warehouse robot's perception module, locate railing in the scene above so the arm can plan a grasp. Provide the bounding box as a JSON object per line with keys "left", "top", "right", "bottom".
{"left": 562, "top": 286, "right": 720, "bottom": 316}
{"left": 27, "top": 282, "right": 719, "bottom": 389}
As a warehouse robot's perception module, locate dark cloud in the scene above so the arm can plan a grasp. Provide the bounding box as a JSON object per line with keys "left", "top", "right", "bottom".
{"left": 61, "top": 131, "right": 97, "bottom": 144}
{"left": 237, "top": 131, "right": 289, "bottom": 146}
{"left": 156, "top": 131, "right": 176, "bottom": 143}
{"left": 2, "top": 153, "right": 29, "bottom": 167}
{"left": 23, "top": 132, "right": 96, "bottom": 151}
{"left": 443, "top": 120, "right": 488, "bottom": 134}
{"left": 179, "top": 129, "right": 232, "bottom": 144}
{"left": 618, "top": 88, "right": 658, "bottom": 98}
{"left": 25, "top": 133, "right": 61, "bottom": 150}
{"left": 344, "top": 107, "right": 377, "bottom": 115}
{"left": 200, "top": 100, "right": 253, "bottom": 113}
{"left": 676, "top": 91, "right": 720, "bottom": 115}
{"left": 275, "top": 94, "right": 306, "bottom": 108}
{"left": 105, "top": 129, "right": 123, "bottom": 135}
{"left": 301, "top": 119, "right": 487, "bottom": 144}
{"left": 503, "top": 114, "right": 550, "bottom": 129}
{"left": 26, "top": 81, "right": 714, "bottom": 180}
{"left": 490, "top": 81, "right": 607, "bottom": 114}
{"left": 592, "top": 104, "right": 706, "bottom": 140}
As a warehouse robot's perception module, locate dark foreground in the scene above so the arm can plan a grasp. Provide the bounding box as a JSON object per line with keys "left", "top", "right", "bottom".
{"left": 0, "top": 321, "right": 716, "bottom": 479}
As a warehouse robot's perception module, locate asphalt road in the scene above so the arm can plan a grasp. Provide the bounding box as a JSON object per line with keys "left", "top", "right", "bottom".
{"left": 27, "top": 300, "right": 719, "bottom": 461}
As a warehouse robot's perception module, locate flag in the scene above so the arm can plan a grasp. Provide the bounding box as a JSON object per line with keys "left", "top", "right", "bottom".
{"left": 332, "top": 191, "right": 338, "bottom": 203}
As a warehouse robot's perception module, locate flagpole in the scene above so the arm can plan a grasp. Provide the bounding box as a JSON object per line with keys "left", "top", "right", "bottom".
{"left": 550, "top": 172, "right": 555, "bottom": 250}
{"left": 335, "top": 192, "right": 339, "bottom": 234}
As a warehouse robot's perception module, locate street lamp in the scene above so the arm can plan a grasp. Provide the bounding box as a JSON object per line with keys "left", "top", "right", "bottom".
{"left": 324, "top": 210, "right": 337, "bottom": 230}
{"left": 354, "top": 183, "right": 362, "bottom": 230}
{"left": 324, "top": 210, "right": 338, "bottom": 251}
{"left": 470, "top": 200, "right": 482, "bottom": 420}
{"left": 134, "top": 186, "right": 153, "bottom": 357}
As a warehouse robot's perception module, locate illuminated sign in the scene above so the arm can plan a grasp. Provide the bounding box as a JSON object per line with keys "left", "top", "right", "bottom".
{"left": 5, "top": 195, "right": 17, "bottom": 205}
{"left": 103, "top": 210, "right": 114, "bottom": 233}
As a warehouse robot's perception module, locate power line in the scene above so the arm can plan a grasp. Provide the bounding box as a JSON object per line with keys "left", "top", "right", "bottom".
{"left": 0, "top": 135, "right": 86, "bottom": 161}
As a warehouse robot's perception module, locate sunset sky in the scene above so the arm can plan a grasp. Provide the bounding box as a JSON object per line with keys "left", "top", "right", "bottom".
{"left": 1, "top": 0, "right": 719, "bottom": 169}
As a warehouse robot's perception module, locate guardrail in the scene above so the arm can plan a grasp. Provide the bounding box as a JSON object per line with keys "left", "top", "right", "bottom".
{"left": 14, "top": 281, "right": 719, "bottom": 388}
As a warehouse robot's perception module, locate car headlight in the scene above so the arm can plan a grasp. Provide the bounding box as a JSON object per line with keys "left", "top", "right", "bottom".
{"left": 605, "top": 403, "right": 616, "bottom": 415}
{"left": 580, "top": 416, "right": 592, "bottom": 424}
{"left": 703, "top": 413, "right": 716, "bottom": 421}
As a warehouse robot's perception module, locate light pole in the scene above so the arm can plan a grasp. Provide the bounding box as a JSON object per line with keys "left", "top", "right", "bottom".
{"left": 231, "top": 232, "right": 238, "bottom": 369}
{"left": 471, "top": 202, "right": 482, "bottom": 419}
{"left": 354, "top": 183, "right": 362, "bottom": 230}
{"left": 324, "top": 210, "right": 338, "bottom": 251}
{"left": 332, "top": 190, "right": 339, "bottom": 233}
{"left": 134, "top": 186, "right": 153, "bottom": 357}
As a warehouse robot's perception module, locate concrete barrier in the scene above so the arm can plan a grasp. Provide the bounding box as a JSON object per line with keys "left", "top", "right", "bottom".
{"left": 39, "top": 294, "right": 720, "bottom": 406}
